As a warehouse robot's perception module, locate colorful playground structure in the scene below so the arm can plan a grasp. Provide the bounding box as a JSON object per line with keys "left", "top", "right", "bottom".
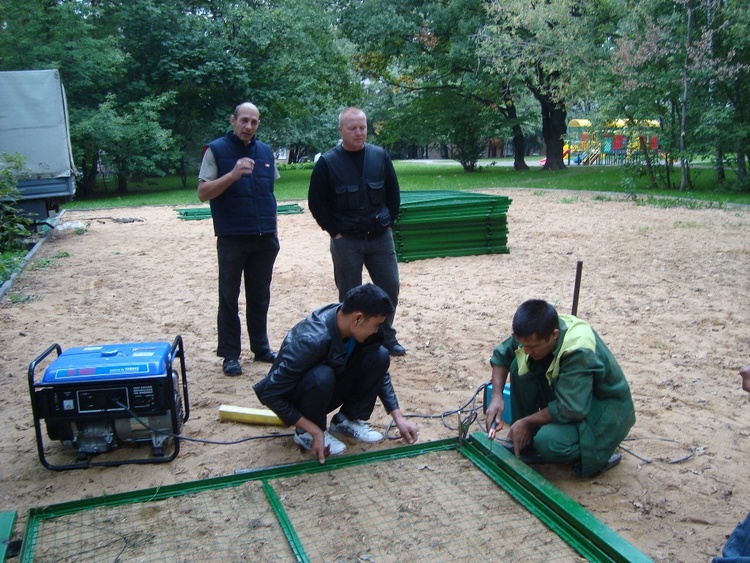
{"left": 565, "top": 118, "right": 661, "bottom": 166}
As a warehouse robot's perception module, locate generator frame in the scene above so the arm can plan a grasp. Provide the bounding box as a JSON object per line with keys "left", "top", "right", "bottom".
{"left": 28, "top": 335, "right": 190, "bottom": 471}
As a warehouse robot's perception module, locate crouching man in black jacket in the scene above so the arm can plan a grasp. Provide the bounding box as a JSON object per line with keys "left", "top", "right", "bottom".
{"left": 253, "top": 284, "right": 419, "bottom": 463}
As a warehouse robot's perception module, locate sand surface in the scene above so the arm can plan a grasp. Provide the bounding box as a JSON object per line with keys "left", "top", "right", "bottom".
{"left": 1, "top": 188, "right": 748, "bottom": 562}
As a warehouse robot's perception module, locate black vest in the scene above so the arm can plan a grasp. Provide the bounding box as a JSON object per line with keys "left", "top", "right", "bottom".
{"left": 206, "top": 132, "right": 277, "bottom": 237}
{"left": 322, "top": 143, "right": 391, "bottom": 236}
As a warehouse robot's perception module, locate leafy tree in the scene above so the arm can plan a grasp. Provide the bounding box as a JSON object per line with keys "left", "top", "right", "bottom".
{"left": 481, "top": 0, "right": 624, "bottom": 170}
{"left": 4, "top": 0, "right": 747, "bottom": 193}
{"left": 172, "top": 0, "right": 362, "bottom": 165}
{"left": 337, "top": 0, "right": 530, "bottom": 172}
{"left": 699, "top": 0, "right": 750, "bottom": 187}
{"left": 592, "top": 0, "right": 750, "bottom": 190}
{"left": 273, "top": 112, "right": 341, "bottom": 163}
{"left": 75, "top": 94, "right": 180, "bottom": 194}
{"left": 1, "top": 0, "right": 360, "bottom": 193}
{"left": 98, "top": 0, "right": 252, "bottom": 185}
{"left": 0, "top": 0, "right": 126, "bottom": 104}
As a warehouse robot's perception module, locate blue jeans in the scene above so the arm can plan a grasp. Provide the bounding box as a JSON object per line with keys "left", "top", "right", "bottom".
{"left": 216, "top": 234, "right": 279, "bottom": 359}
{"left": 330, "top": 230, "right": 400, "bottom": 345}
{"left": 290, "top": 346, "right": 390, "bottom": 430}
{"left": 714, "top": 513, "right": 750, "bottom": 562}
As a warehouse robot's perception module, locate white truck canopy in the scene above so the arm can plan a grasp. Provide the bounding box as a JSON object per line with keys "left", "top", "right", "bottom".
{"left": 0, "top": 69, "right": 76, "bottom": 178}
{"left": 0, "top": 69, "right": 76, "bottom": 219}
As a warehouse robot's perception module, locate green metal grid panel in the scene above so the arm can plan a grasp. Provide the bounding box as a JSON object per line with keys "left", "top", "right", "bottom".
{"left": 269, "top": 451, "right": 583, "bottom": 561}
{"left": 18, "top": 435, "right": 652, "bottom": 562}
{"left": 27, "top": 481, "right": 292, "bottom": 562}
{"left": 175, "top": 203, "right": 304, "bottom": 220}
{"left": 393, "top": 191, "right": 512, "bottom": 262}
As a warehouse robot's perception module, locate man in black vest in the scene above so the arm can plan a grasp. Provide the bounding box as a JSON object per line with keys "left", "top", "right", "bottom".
{"left": 308, "top": 107, "right": 405, "bottom": 356}
{"left": 198, "top": 102, "right": 279, "bottom": 376}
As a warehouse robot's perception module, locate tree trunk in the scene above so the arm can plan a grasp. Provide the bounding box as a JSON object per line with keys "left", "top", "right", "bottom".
{"left": 707, "top": 1, "right": 724, "bottom": 185}
{"left": 117, "top": 171, "right": 128, "bottom": 194}
{"left": 77, "top": 154, "right": 97, "bottom": 198}
{"left": 503, "top": 88, "right": 529, "bottom": 171}
{"left": 639, "top": 136, "right": 658, "bottom": 189}
{"left": 540, "top": 98, "right": 567, "bottom": 171}
{"left": 288, "top": 145, "right": 303, "bottom": 164}
{"left": 178, "top": 156, "right": 187, "bottom": 189}
{"left": 679, "top": 2, "right": 693, "bottom": 192}
{"left": 715, "top": 146, "right": 725, "bottom": 183}
{"left": 511, "top": 129, "right": 528, "bottom": 171}
{"left": 664, "top": 153, "right": 673, "bottom": 190}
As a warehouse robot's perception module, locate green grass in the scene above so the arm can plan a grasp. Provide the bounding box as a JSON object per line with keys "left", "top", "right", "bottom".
{"left": 28, "top": 250, "right": 70, "bottom": 271}
{"left": 3, "top": 159, "right": 746, "bottom": 289}
{"left": 61, "top": 159, "right": 750, "bottom": 210}
{"left": 0, "top": 249, "right": 25, "bottom": 285}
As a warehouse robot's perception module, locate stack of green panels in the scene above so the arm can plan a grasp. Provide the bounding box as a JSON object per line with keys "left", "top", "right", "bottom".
{"left": 175, "top": 203, "right": 304, "bottom": 220}
{"left": 394, "top": 190, "right": 511, "bottom": 262}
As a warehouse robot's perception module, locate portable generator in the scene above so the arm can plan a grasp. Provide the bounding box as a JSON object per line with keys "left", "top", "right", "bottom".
{"left": 28, "top": 336, "right": 190, "bottom": 471}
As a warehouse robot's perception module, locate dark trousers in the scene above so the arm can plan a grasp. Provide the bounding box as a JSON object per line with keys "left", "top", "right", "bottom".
{"left": 216, "top": 234, "right": 279, "bottom": 360}
{"left": 510, "top": 370, "right": 581, "bottom": 463}
{"left": 290, "top": 346, "right": 390, "bottom": 431}
{"left": 713, "top": 512, "right": 750, "bottom": 562}
{"left": 330, "top": 230, "right": 400, "bottom": 346}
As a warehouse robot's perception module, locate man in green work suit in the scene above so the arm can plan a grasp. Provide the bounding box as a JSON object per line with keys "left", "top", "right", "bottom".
{"left": 485, "top": 299, "right": 635, "bottom": 477}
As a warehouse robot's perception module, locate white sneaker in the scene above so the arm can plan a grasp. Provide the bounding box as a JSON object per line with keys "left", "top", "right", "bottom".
{"left": 329, "top": 416, "right": 384, "bottom": 443}
{"left": 293, "top": 431, "right": 346, "bottom": 455}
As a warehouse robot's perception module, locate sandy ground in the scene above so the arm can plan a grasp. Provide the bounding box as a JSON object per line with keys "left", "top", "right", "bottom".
{"left": 0, "top": 188, "right": 748, "bottom": 562}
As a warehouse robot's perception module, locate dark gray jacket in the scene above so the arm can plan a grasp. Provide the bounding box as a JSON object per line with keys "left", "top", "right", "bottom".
{"left": 252, "top": 303, "right": 400, "bottom": 426}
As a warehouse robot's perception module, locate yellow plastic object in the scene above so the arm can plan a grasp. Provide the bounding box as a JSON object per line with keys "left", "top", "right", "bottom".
{"left": 218, "top": 405, "right": 285, "bottom": 426}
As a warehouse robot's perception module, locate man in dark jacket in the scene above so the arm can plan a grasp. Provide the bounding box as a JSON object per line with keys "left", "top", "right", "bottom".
{"left": 198, "top": 102, "right": 279, "bottom": 376}
{"left": 253, "top": 284, "right": 419, "bottom": 463}
{"left": 307, "top": 107, "right": 405, "bottom": 357}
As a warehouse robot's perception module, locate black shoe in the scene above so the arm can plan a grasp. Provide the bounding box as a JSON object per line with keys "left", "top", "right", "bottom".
{"left": 573, "top": 452, "right": 622, "bottom": 477}
{"left": 254, "top": 350, "right": 277, "bottom": 363}
{"left": 386, "top": 343, "right": 406, "bottom": 356}
{"left": 222, "top": 358, "right": 242, "bottom": 376}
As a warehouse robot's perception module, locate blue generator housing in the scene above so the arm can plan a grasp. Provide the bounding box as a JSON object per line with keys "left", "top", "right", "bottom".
{"left": 28, "top": 336, "right": 189, "bottom": 471}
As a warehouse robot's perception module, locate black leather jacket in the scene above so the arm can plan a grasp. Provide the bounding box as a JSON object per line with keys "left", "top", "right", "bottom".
{"left": 252, "top": 303, "right": 400, "bottom": 426}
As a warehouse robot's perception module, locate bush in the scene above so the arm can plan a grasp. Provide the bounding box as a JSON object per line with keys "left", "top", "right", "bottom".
{"left": 0, "top": 152, "right": 34, "bottom": 253}
{"left": 0, "top": 250, "right": 25, "bottom": 285}
{"left": 277, "top": 161, "right": 315, "bottom": 172}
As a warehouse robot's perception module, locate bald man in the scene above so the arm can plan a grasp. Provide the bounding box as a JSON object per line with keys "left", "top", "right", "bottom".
{"left": 198, "top": 102, "right": 280, "bottom": 376}
{"left": 308, "top": 107, "right": 405, "bottom": 357}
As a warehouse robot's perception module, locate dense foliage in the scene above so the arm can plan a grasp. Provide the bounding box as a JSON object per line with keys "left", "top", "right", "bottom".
{"left": 1, "top": 0, "right": 748, "bottom": 194}
{"left": 0, "top": 0, "right": 360, "bottom": 195}
{"left": 0, "top": 153, "right": 33, "bottom": 250}
{"left": 0, "top": 153, "right": 34, "bottom": 283}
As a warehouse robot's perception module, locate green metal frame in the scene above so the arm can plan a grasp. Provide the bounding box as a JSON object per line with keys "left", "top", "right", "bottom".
{"left": 175, "top": 203, "right": 303, "bottom": 221}
{"left": 1, "top": 511, "right": 17, "bottom": 562}
{"left": 17, "top": 433, "right": 652, "bottom": 562}
{"left": 393, "top": 190, "right": 511, "bottom": 262}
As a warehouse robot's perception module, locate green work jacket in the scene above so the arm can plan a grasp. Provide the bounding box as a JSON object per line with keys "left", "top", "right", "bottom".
{"left": 491, "top": 314, "right": 636, "bottom": 476}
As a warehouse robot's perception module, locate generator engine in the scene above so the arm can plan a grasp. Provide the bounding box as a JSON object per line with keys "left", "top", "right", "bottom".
{"left": 28, "top": 336, "right": 190, "bottom": 471}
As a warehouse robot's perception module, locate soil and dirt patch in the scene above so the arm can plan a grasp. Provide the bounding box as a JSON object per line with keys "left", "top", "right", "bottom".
{"left": 1, "top": 189, "right": 749, "bottom": 562}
